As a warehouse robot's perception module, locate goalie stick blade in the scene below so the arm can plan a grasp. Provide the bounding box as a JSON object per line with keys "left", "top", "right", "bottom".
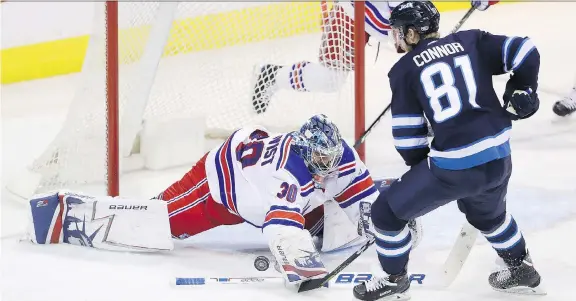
{"left": 298, "top": 279, "right": 329, "bottom": 292}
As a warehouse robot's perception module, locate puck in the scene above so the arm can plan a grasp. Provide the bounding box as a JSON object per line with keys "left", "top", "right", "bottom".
{"left": 254, "top": 255, "right": 270, "bottom": 271}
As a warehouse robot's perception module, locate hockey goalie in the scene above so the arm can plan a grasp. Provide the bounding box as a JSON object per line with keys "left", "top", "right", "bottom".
{"left": 25, "top": 114, "right": 421, "bottom": 288}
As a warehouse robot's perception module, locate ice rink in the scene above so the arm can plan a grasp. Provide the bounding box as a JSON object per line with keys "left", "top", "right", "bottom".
{"left": 2, "top": 3, "right": 576, "bottom": 301}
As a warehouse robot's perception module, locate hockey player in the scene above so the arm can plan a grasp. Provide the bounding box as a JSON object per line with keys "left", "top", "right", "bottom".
{"left": 251, "top": 0, "right": 499, "bottom": 114}
{"left": 553, "top": 87, "right": 576, "bottom": 117}
{"left": 27, "top": 114, "right": 420, "bottom": 288}
{"left": 352, "top": 2, "right": 543, "bottom": 300}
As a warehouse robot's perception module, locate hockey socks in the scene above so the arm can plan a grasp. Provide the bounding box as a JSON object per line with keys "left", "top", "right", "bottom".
{"left": 374, "top": 225, "right": 412, "bottom": 276}
{"left": 274, "top": 62, "right": 349, "bottom": 93}
{"left": 481, "top": 213, "right": 526, "bottom": 266}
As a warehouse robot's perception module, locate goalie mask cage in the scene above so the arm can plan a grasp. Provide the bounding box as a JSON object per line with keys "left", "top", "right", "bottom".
{"left": 7, "top": 1, "right": 366, "bottom": 199}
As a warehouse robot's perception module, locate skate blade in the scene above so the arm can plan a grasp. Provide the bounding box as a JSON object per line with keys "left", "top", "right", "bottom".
{"left": 493, "top": 285, "right": 547, "bottom": 296}
{"left": 377, "top": 292, "right": 410, "bottom": 301}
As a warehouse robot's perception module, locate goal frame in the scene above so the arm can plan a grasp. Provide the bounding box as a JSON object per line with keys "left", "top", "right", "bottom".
{"left": 104, "top": 1, "right": 366, "bottom": 197}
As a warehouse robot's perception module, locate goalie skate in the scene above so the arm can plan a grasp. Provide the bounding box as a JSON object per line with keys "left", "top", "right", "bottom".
{"left": 488, "top": 253, "right": 546, "bottom": 295}
{"left": 251, "top": 64, "right": 280, "bottom": 114}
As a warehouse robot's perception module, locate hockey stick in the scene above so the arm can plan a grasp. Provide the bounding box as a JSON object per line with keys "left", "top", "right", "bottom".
{"left": 440, "top": 222, "right": 478, "bottom": 287}
{"left": 352, "top": 8, "right": 476, "bottom": 149}
{"left": 297, "top": 236, "right": 376, "bottom": 292}
{"left": 174, "top": 271, "right": 427, "bottom": 287}
{"left": 437, "top": 8, "right": 483, "bottom": 288}
{"left": 450, "top": 7, "right": 476, "bottom": 34}
{"left": 353, "top": 104, "right": 391, "bottom": 149}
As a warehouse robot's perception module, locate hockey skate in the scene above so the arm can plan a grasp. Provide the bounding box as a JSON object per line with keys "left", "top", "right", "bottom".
{"left": 488, "top": 253, "right": 546, "bottom": 295}
{"left": 552, "top": 96, "right": 576, "bottom": 117}
{"left": 251, "top": 64, "right": 280, "bottom": 114}
{"left": 353, "top": 272, "right": 410, "bottom": 301}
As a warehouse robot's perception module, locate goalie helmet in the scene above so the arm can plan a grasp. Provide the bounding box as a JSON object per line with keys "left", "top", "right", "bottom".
{"left": 292, "top": 114, "right": 344, "bottom": 178}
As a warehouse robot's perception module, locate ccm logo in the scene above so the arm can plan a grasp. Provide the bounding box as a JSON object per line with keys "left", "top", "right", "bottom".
{"left": 108, "top": 205, "right": 148, "bottom": 210}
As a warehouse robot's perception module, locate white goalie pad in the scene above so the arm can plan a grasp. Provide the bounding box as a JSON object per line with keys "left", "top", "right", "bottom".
{"left": 320, "top": 200, "right": 363, "bottom": 252}
{"left": 27, "top": 191, "right": 173, "bottom": 252}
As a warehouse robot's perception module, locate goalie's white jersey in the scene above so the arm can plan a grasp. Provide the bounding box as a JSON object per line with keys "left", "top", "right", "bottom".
{"left": 204, "top": 126, "right": 378, "bottom": 236}
{"left": 338, "top": 1, "right": 402, "bottom": 42}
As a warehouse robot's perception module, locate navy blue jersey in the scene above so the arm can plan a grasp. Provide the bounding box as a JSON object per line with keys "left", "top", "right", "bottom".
{"left": 388, "top": 29, "right": 539, "bottom": 170}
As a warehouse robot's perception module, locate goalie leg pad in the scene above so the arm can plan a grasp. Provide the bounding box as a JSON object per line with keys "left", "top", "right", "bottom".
{"left": 28, "top": 191, "right": 173, "bottom": 252}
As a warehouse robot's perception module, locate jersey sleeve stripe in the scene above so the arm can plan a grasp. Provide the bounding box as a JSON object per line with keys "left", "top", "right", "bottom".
{"left": 334, "top": 170, "right": 377, "bottom": 208}
{"left": 502, "top": 36, "right": 517, "bottom": 72}
{"left": 392, "top": 116, "right": 426, "bottom": 129}
{"left": 276, "top": 135, "right": 293, "bottom": 170}
{"left": 263, "top": 206, "right": 305, "bottom": 229}
{"left": 300, "top": 181, "right": 315, "bottom": 197}
{"left": 215, "top": 133, "right": 239, "bottom": 215}
{"left": 511, "top": 38, "right": 535, "bottom": 71}
{"left": 364, "top": 1, "right": 392, "bottom": 35}
{"left": 394, "top": 136, "right": 429, "bottom": 149}
{"left": 338, "top": 161, "right": 356, "bottom": 178}
{"left": 391, "top": 115, "right": 425, "bottom": 128}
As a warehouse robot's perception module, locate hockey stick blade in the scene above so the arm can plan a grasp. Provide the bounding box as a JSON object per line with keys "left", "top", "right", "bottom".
{"left": 298, "top": 237, "right": 375, "bottom": 293}
{"left": 441, "top": 222, "right": 478, "bottom": 287}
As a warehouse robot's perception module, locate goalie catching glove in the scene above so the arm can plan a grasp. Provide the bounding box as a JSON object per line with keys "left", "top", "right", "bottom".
{"left": 267, "top": 227, "right": 328, "bottom": 287}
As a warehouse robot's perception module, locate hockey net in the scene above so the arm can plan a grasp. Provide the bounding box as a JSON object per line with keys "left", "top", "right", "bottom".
{"left": 7, "top": 1, "right": 366, "bottom": 199}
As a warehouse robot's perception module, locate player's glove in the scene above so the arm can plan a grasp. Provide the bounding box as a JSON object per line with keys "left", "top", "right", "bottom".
{"left": 471, "top": 0, "right": 500, "bottom": 11}
{"left": 503, "top": 85, "right": 540, "bottom": 120}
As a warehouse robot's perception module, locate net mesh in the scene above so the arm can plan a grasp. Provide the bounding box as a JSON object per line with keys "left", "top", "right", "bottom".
{"left": 26, "top": 2, "right": 359, "bottom": 195}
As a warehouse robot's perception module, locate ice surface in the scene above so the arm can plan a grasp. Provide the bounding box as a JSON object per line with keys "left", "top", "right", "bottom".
{"left": 2, "top": 3, "right": 576, "bottom": 301}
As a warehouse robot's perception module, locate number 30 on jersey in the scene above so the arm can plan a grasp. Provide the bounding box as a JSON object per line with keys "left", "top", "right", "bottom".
{"left": 420, "top": 54, "right": 479, "bottom": 123}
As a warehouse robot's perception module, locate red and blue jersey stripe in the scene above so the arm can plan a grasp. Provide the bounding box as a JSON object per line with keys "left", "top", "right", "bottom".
{"left": 352, "top": 1, "right": 392, "bottom": 36}
{"left": 300, "top": 181, "right": 315, "bottom": 198}
{"left": 337, "top": 140, "right": 357, "bottom": 178}
{"left": 276, "top": 134, "right": 316, "bottom": 198}
{"left": 263, "top": 205, "right": 305, "bottom": 229}
{"left": 276, "top": 134, "right": 294, "bottom": 170}
{"left": 334, "top": 170, "right": 377, "bottom": 208}
{"left": 215, "top": 130, "right": 240, "bottom": 215}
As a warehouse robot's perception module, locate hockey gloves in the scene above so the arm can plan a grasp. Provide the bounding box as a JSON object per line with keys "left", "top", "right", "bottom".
{"left": 503, "top": 85, "right": 540, "bottom": 120}
{"left": 471, "top": 1, "right": 500, "bottom": 11}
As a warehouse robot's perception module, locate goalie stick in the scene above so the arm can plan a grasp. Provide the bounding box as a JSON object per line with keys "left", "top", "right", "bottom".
{"left": 297, "top": 236, "right": 375, "bottom": 292}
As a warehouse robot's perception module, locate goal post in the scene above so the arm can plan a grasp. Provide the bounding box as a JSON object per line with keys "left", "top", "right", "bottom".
{"left": 7, "top": 1, "right": 367, "bottom": 201}
{"left": 106, "top": 1, "right": 119, "bottom": 197}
